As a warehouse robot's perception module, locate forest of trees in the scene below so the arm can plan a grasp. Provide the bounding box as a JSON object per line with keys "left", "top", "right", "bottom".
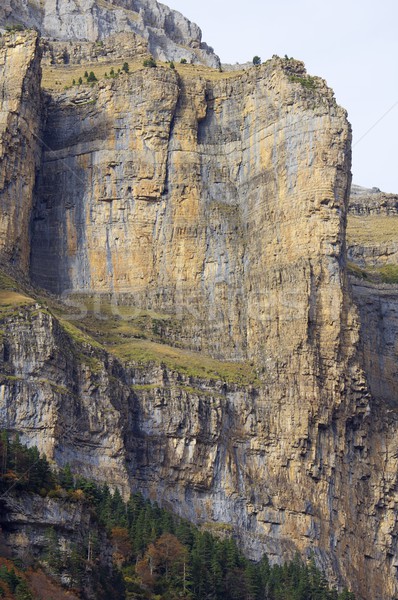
{"left": 0, "top": 431, "right": 356, "bottom": 600}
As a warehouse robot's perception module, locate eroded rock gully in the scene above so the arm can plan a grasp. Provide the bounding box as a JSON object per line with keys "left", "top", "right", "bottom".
{"left": 0, "top": 29, "right": 397, "bottom": 600}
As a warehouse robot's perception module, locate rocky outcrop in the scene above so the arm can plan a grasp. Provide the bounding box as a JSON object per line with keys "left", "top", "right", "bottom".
{"left": 0, "top": 302, "right": 130, "bottom": 492}
{"left": 0, "top": 490, "right": 117, "bottom": 598}
{"left": 351, "top": 281, "right": 398, "bottom": 406}
{"left": 0, "top": 0, "right": 220, "bottom": 67}
{"left": 0, "top": 31, "right": 42, "bottom": 273}
{"left": 349, "top": 184, "right": 398, "bottom": 216}
{"left": 347, "top": 185, "right": 398, "bottom": 269}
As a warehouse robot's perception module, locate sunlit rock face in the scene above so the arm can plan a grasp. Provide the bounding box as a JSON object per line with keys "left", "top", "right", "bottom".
{"left": 31, "top": 58, "right": 352, "bottom": 366}
{"left": 0, "top": 12, "right": 398, "bottom": 600}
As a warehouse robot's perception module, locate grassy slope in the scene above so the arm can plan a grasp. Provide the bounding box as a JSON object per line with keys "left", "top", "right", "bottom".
{"left": 347, "top": 215, "right": 398, "bottom": 283}
{"left": 42, "top": 60, "right": 243, "bottom": 92}
{"left": 347, "top": 215, "right": 398, "bottom": 245}
{"left": 0, "top": 270, "right": 258, "bottom": 384}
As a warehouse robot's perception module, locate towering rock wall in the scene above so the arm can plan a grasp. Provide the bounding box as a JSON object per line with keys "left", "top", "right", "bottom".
{"left": 31, "top": 58, "right": 352, "bottom": 366}
{"left": 0, "top": 16, "right": 397, "bottom": 600}
{"left": 0, "top": 31, "right": 41, "bottom": 273}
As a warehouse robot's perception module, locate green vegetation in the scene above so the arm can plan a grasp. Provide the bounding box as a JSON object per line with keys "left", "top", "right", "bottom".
{"left": 143, "top": 57, "right": 157, "bottom": 68}
{"left": 113, "top": 338, "right": 259, "bottom": 385}
{"left": 289, "top": 74, "right": 317, "bottom": 89}
{"left": 57, "top": 317, "right": 102, "bottom": 349}
{"left": 252, "top": 56, "right": 262, "bottom": 66}
{"left": 347, "top": 262, "right": 398, "bottom": 284}
{"left": 180, "top": 58, "right": 187, "bottom": 64}
{"left": 0, "top": 432, "right": 356, "bottom": 600}
{"left": 86, "top": 70, "right": 98, "bottom": 82}
{"left": 347, "top": 215, "right": 398, "bottom": 245}
{"left": 169, "top": 61, "right": 175, "bottom": 69}
{"left": 0, "top": 270, "right": 34, "bottom": 317}
{"left": 376, "top": 264, "right": 398, "bottom": 283}
{"left": 0, "top": 564, "right": 33, "bottom": 599}
{"left": 0, "top": 271, "right": 19, "bottom": 291}
{"left": 0, "top": 431, "right": 54, "bottom": 494}
{"left": 54, "top": 297, "right": 259, "bottom": 385}
{"left": 122, "top": 61, "right": 130, "bottom": 73}
{"left": 5, "top": 24, "right": 26, "bottom": 33}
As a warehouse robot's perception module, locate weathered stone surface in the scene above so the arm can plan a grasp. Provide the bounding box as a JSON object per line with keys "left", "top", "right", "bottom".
{"left": 0, "top": 0, "right": 220, "bottom": 67}
{"left": 351, "top": 281, "right": 398, "bottom": 407}
{"left": 347, "top": 185, "right": 398, "bottom": 268}
{"left": 350, "top": 184, "right": 398, "bottom": 216}
{"left": 0, "top": 304, "right": 130, "bottom": 493}
{"left": 0, "top": 31, "right": 41, "bottom": 273}
{"left": 0, "top": 296, "right": 398, "bottom": 600}
{"left": 0, "top": 9, "right": 398, "bottom": 600}
{"left": 31, "top": 58, "right": 352, "bottom": 367}
{"left": 0, "top": 490, "right": 116, "bottom": 596}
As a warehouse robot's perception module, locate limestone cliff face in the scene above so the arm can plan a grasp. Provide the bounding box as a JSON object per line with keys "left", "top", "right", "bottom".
{"left": 0, "top": 0, "right": 220, "bottom": 67}
{"left": 1, "top": 295, "right": 398, "bottom": 600}
{"left": 348, "top": 185, "right": 398, "bottom": 268}
{"left": 0, "top": 17, "right": 398, "bottom": 600}
{"left": 346, "top": 185, "right": 398, "bottom": 414}
{"left": 31, "top": 58, "right": 352, "bottom": 368}
{"left": 0, "top": 31, "right": 41, "bottom": 273}
{"left": 0, "top": 303, "right": 130, "bottom": 492}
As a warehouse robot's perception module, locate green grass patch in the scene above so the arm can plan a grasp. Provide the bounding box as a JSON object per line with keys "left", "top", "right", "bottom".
{"left": 0, "top": 271, "right": 19, "bottom": 290}
{"left": 376, "top": 264, "right": 398, "bottom": 284}
{"left": 347, "top": 215, "right": 398, "bottom": 245}
{"left": 0, "top": 375, "right": 23, "bottom": 382}
{"left": 54, "top": 296, "right": 259, "bottom": 385}
{"left": 347, "top": 261, "right": 398, "bottom": 284}
{"left": 113, "top": 338, "right": 259, "bottom": 385}
{"left": 289, "top": 74, "right": 317, "bottom": 89}
{"left": 58, "top": 318, "right": 103, "bottom": 349}
{"left": 131, "top": 383, "right": 162, "bottom": 392}
{"left": 347, "top": 262, "right": 369, "bottom": 280}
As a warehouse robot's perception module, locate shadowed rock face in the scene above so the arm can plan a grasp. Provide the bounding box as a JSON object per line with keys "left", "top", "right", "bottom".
{"left": 1, "top": 20, "right": 398, "bottom": 600}
{"left": 0, "top": 0, "right": 220, "bottom": 67}
{"left": 0, "top": 31, "right": 41, "bottom": 273}
{"left": 347, "top": 186, "right": 398, "bottom": 411}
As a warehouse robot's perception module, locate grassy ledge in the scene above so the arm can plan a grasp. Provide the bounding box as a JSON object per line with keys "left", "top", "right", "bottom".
{"left": 347, "top": 262, "right": 398, "bottom": 284}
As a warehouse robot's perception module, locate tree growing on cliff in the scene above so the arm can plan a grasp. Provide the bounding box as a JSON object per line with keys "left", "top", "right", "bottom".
{"left": 252, "top": 56, "right": 261, "bottom": 65}
{"left": 143, "top": 57, "right": 157, "bottom": 68}
{"left": 122, "top": 62, "right": 129, "bottom": 73}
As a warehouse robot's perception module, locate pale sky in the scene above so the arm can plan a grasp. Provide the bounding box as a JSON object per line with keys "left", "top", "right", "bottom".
{"left": 167, "top": 0, "right": 398, "bottom": 193}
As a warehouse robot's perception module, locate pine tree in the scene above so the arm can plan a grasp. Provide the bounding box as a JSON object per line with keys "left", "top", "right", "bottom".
{"left": 0, "top": 431, "right": 8, "bottom": 476}
{"left": 59, "top": 464, "right": 74, "bottom": 491}
{"left": 15, "top": 580, "right": 33, "bottom": 600}
{"left": 44, "top": 528, "right": 63, "bottom": 573}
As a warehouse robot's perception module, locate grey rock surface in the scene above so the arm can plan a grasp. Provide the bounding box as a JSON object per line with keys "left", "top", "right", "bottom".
{"left": 0, "top": 0, "right": 220, "bottom": 67}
